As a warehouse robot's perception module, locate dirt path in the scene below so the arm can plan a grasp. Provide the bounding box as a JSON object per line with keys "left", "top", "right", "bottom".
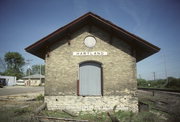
{"left": 0, "top": 86, "right": 44, "bottom": 96}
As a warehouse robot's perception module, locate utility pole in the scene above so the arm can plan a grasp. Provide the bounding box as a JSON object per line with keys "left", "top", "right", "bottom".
{"left": 162, "top": 53, "right": 168, "bottom": 86}
{"left": 40, "top": 64, "right": 41, "bottom": 83}
{"left": 26, "top": 59, "right": 33, "bottom": 86}
{"left": 153, "top": 72, "right": 156, "bottom": 81}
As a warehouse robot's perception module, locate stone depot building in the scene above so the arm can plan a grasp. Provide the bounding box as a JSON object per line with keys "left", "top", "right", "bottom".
{"left": 26, "top": 12, "right": 160, "bottom": 112}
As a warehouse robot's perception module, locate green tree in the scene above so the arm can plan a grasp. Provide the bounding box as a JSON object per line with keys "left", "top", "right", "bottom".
{"left": 3, "top": 52, "right": 25, "bottom": 79}
{"left": 137, "top": 78, "right": 148, "bottom": 87}
{"left": 166, "top": 77, "right": 180, "bottom": 89}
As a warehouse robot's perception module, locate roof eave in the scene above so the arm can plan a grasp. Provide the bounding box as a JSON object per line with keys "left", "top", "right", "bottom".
{"left": 25, "top": 12, "right": 160, "bottom": 62}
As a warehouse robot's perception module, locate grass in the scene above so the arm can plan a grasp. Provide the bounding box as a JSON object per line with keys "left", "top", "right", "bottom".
{"left": 0, "top": 101, "right": 43, "bottom": 122}
{"left": 0, "top": 93, "right": 170, "bottom": 122}
{"left": 39, "top": 109, "right": 166, "bottom": 122}
{"left": 40, "top": 110, "right": 111, "bottom": 121}
{"left": 78, "top": 111, "right": 110, "bottom": 121}
{"left": 0, "top": 106, "right": 167, "bottom": 122}
{"left": 41, "top": 109, "right": 72, "bottom": 118}
{"left": 0, "top": 107, "right": 37, "bottom": 122}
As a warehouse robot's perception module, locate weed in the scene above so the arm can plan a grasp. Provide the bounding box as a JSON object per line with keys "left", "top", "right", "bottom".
{"left": 35, "top": 94, "right": 44, "bottom": 101}
{"left": 14, "top": 107, "right": 31, "bottom": 115}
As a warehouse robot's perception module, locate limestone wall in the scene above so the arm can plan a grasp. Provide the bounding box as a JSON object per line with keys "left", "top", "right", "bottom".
{"left": 45, "top": 95, "right": 138, "bottom": 112}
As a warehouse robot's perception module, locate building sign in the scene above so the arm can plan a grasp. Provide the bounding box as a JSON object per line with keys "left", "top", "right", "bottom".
{"left": 73, "top": 51, "right": 108, "bottom": 56}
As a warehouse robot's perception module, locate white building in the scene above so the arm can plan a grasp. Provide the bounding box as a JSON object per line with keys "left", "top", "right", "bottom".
{"left": 22, "top": 74, "right": 45, "bottom": 86}
{"left": 0, "top": 76, "right": 16, "bottom": 86}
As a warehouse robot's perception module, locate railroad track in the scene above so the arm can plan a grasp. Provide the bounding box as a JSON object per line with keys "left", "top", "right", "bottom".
{"left": 138, "top": 88, "right": 180, "bottom": 93}
{"left": 138, "top": 87, "right": 180, "bottom": 120}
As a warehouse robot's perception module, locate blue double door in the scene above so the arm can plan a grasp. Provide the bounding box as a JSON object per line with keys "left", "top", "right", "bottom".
{"left": 79, "top": 62, "right": 102, "bottom": 96}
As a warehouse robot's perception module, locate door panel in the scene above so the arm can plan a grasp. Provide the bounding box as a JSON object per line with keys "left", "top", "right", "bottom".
{"left": 79, "top": 62, "right": 101, "bottom": 95}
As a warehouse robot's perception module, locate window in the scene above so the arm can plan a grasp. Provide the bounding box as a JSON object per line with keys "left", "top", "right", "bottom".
{"left": 78, "top": 61, "right": 102, "bottom": 96}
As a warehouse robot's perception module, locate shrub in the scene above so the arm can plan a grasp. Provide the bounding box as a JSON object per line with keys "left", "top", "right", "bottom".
{"left": 166, "top": 77, "right": 180, "bottom": 89}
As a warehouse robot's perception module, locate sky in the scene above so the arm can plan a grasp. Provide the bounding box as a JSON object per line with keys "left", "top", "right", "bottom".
{"left": 0, "top": 0, "right": 180, "bottom": 80}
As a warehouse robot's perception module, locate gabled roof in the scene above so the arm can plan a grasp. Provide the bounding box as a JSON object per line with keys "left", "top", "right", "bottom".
{"left": 25, "top": 12, "right": 160, "bottom": 62}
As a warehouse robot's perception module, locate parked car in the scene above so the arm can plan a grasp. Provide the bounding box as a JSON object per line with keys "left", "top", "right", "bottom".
{"left": 0, "top": 78, "right": 6, "bottom": 88}
{"left": 16, "top": 79, "right": 25, "bottom": 86}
